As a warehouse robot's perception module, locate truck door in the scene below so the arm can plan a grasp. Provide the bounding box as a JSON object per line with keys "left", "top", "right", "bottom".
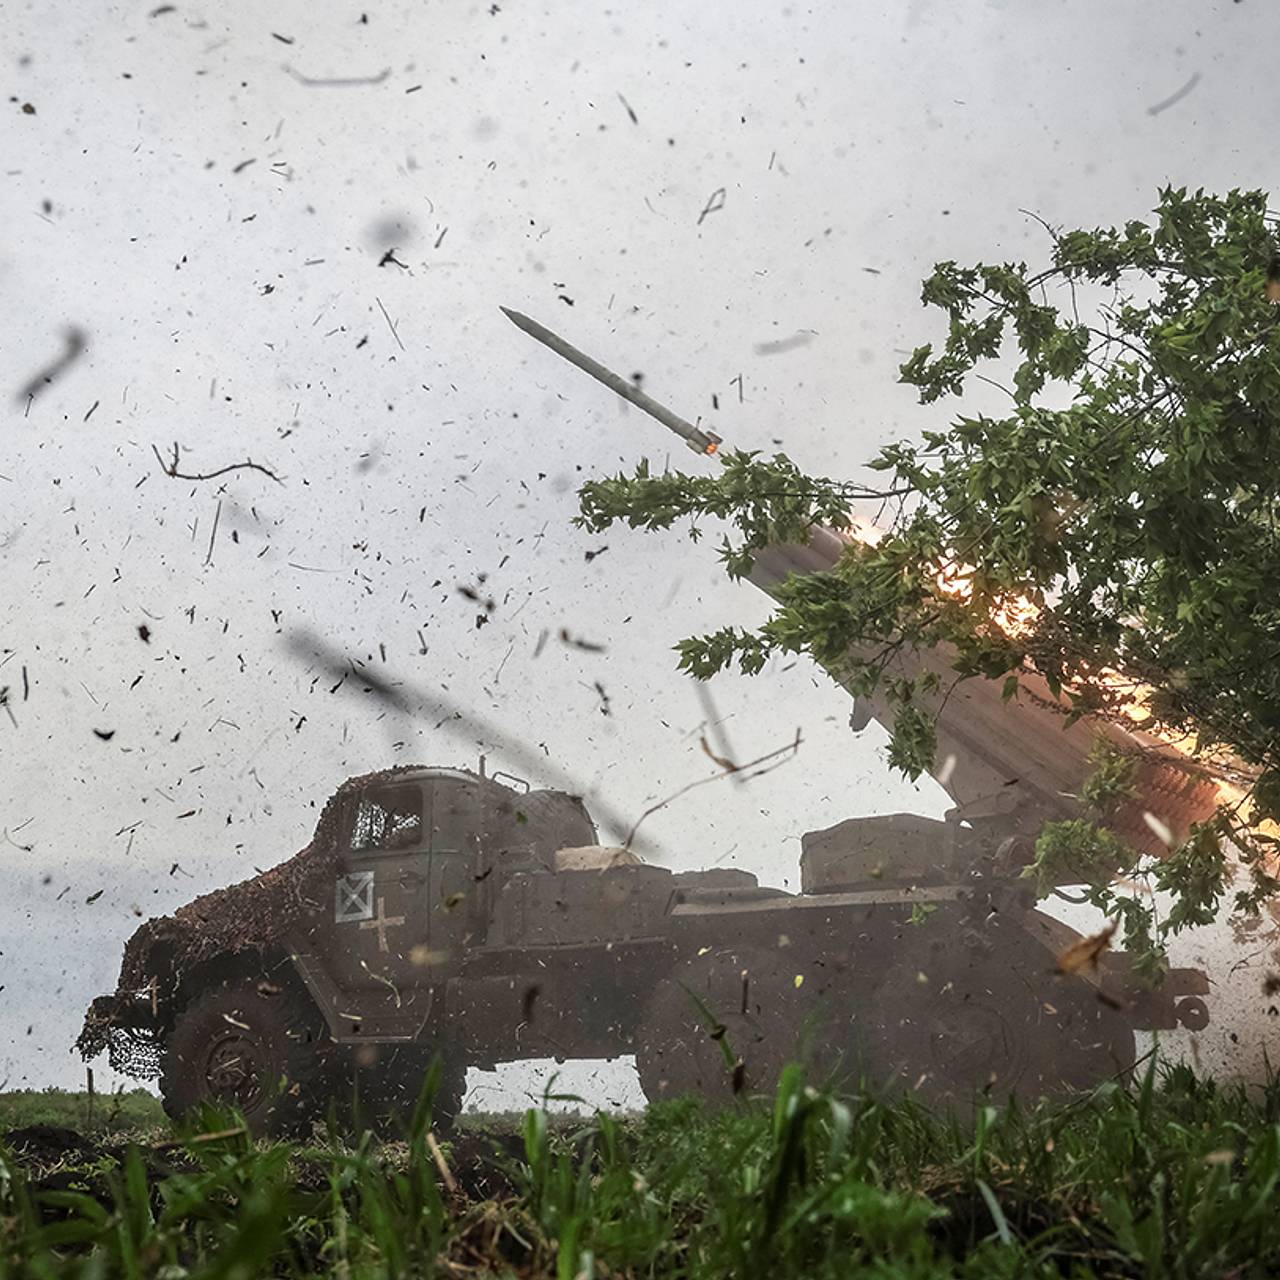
{"left": 328, "top": 778, "right": 430, "bottom": 992}
{"left": 424, "top": 775, "right": 486, "bottom": 958}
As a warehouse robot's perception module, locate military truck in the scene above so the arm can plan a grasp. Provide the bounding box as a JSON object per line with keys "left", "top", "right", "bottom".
{"left": 78, "top": 760, "right": 1210, "bottom": 1137}
{"left": 76, "top": 315, "right": 1229, "bottom": 1137}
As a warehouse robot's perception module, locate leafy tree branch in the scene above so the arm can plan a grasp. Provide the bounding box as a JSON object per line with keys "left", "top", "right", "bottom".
{"left": 577, "top": 187, "right": 1280, "bottom": 961}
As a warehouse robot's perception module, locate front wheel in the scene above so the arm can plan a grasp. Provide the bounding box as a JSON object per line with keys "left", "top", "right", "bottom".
{"left": 160, "top": 976, "right": 333, "bottom": 1137}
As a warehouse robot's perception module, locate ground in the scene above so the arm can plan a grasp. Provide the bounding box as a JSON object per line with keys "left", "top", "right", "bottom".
{"left": 5, "top": 1067, "right": 1280, "bottom": 1277}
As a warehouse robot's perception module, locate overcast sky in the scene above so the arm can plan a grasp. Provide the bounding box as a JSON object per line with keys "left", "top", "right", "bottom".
{"left": 3, "top": 0, "right": 1277, "bottom": 1106}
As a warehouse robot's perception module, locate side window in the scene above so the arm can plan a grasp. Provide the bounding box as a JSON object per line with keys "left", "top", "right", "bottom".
{"left": 347, "top": 784, "right": 423, "bottom": 852}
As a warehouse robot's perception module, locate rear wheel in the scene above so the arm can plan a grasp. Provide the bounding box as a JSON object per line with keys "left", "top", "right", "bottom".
{"left": 160, "top": 976, "right": 333, "bottom": 1137}
{"left": 865, "top": 951, "right": 1136, "bottom": 1110}
{"left": 636, "top": 947, "right": 866, "bottom": 1107}
{"left": 337, "top": 1043, "right": 467, "bottom": 1135}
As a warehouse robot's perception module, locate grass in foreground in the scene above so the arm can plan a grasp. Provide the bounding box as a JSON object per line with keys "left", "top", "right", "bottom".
{"left": 4, "top": 1061, "right": 1280, "bottom": 1277}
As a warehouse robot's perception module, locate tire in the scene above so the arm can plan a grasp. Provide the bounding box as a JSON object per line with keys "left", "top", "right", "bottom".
{"left": 336, "top": 1044, "right": 467, "bottom": 1135}
{"left": 1036, "top": 983, "right": 1137, "bottom": 1096}
{"left": 635, "top": 946, "right": 866, "bottom": 1108}
{"left": 865, "top": 950, "right": 1137, "bottom": 1110}
{"left": 160, "top": 975, "right": 334, "bottom": 1138}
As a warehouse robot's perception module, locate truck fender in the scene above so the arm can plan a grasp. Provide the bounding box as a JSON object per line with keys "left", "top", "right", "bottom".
{"left": 288, "top": 949, "right": 432, "bottom": 1044}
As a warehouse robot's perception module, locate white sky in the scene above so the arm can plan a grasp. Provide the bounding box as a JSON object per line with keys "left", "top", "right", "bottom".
{"left": 3, "top": 0, "right": 1277, "bottom": 1105}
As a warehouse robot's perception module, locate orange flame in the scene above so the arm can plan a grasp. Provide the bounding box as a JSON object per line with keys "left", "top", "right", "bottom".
{"left": 841, "top": 518, "right": 1247, "bottom": 807}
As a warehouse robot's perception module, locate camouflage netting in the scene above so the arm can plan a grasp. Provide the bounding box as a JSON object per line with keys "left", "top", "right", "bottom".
{"left": 74, "top": 767, "right": 378, "bottom": 1076}
{"left": 90, "top": 1016, "right": 166, "bottom": 1081}
{"left": 77, "top": 764, "right": 596, "bottom": 1078}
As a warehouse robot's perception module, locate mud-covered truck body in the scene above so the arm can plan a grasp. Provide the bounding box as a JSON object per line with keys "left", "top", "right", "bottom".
{"left": 79, "top": 763, "right": 1209, "bottom": 1135}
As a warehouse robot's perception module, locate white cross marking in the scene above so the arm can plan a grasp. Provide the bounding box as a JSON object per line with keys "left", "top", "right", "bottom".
{"left": 360, "top": 895, "right": 406, "bottom": 953}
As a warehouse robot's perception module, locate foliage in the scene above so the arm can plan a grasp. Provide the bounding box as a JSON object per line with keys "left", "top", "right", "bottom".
{"left": 9, "top": 1066, "right": 1280, "bottom": 1276}
{"left": 0, "top": 1088, "right": 163, "bottom": 1137}
{"left": 577, "top": 187, "right": 1280, "bottom": 957}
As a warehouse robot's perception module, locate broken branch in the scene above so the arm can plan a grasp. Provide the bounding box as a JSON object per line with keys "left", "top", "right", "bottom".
{"left": 151, "top": 442, "right": 283, "bottom": 484}
{"left": 625, "top": 729, "right": 802, "bottom": 848}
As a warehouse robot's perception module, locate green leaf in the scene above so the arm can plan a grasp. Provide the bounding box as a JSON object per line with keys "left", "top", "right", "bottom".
{"left": 976, "top": 1179, "right": 1013, "bottom": 1246}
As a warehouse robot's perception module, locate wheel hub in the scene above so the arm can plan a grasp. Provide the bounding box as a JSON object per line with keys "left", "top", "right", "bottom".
{"left": 925, "top": 997, "right": 1024, "bottom": 1089}
{"left": 205, "top": 1034, "right": 266, "bottom": 1110}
